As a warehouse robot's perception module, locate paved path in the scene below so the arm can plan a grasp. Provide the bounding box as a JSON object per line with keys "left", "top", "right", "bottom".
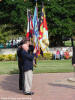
{"left": 0, "top": 73, "right": 75, "bottom": 100}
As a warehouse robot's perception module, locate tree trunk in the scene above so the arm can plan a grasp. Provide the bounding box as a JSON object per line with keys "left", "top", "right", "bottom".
{"left": 49, "top": 35, "right": 64, "bottom": 47}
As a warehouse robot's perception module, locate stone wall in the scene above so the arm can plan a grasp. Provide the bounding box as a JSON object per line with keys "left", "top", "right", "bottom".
{"left": 49, "top": 47, "right": 73, "bottom": 54}
{"left": 0, "top": 48, "right": 17, "bottom": 55}
{"left": 0, "top": 47, "right": 73, "bottom": 55}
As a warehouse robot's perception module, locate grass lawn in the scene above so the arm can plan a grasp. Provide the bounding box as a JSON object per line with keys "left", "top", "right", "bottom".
{"left": 0, "top": 60, "right": 74, "bottom": 74}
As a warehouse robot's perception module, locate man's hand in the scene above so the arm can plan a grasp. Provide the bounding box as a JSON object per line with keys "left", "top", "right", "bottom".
{"left": 72, "top": 64, "right": 75, "bottom": 67}
{"left": 33, "top": 49, "right": 36, "bottom": 54}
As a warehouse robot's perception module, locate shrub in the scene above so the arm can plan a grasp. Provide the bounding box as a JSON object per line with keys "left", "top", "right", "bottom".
{"left": 38, "top": 52, "right": 52, "bottom": 60}
{"left": 0, "top": 55, "right": 5, "bottom": 61}
{"left": 14, "top": 53, "right": 17, "bottom": 60}
{"left": 43, "top": 53, "right": 52, "bottom": 60}
{"left": 38, "top": 55, "right": 44, "bottom": 60}
{"left": 7, "top": 54, "right": 13, "bottom": 60}
{"left": 4, "top": 55, "right": 10, "bottom": 61}
{"left": 0, "top": 54, "right": 17, "bottom": 61}
{"left": 0, "top": 52, "right": 52, "bottom": 61}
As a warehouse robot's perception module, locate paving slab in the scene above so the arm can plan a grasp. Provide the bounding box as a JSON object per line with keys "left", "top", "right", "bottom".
{"left": 0, "top": 73, "right": 75, "bottom": 100}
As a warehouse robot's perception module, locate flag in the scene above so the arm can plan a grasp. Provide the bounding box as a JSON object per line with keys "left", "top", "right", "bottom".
{"left": 26, "top": 9, "right": 33, "bottom": 38}
{"left": 33, "top": 4, "right": 39, "bottom": 51}
{"left": 39, "top": 3, "right": 49, "bottom": 53}
{"left": 43, "top": 6, "right": 49, "bottom": 46}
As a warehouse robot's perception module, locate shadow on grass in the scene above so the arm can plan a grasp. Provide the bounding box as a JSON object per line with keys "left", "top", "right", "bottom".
{"left": 9, "top": 69, "right": 19, "bottom": 74}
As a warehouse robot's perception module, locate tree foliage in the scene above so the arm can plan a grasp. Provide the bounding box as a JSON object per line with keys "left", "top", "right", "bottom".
{"left": 0, "top": 24, "right": 15, "bottom": 44}
{"left": 0, "top": 0, "right": 75, "bottom": 46}
{"left": 45, "top": 0, "right": 75, "bottom": 36}
{"left": 43, "top": 0, "right": 75, "bottom": 46}
{"left": 0, "top": 0, "right": 33, "bottom": 33}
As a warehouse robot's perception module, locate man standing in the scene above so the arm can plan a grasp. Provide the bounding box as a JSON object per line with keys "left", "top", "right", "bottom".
{"left": 17, "top": 45, "right": 23, "bottom": 90}
{"left": 69, "top": 47, "right": 75, "bottom": 81}
{"left": 68, "top": 39, "right": 75, "bottom": 82}
{"left": 72, "top": 47, "right": 75, "bottom": 74}
{"left": 21, "top": 39, "right": 36, "bottom": 95}
{"left": 72, "top": 47, "right": 75, "bottom": 69}
{"left": 71, "top": 40, "right": 75, "bottom": 81}
{"left": 72, "top": 37, "right": 75, "bottom": 73}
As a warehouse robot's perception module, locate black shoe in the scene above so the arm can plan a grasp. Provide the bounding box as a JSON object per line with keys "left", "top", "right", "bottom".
{"left": 24, "top": 92, "right": 34, "bottom": 95}
{"left": 19, "top": 88, "right": 22, "bottom": 90}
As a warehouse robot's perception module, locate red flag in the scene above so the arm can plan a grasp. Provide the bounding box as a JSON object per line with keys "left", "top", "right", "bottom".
{"left": 39, "top": 3, "right": 49, "bottom": 53}
{"left": 26, "top": 11, "right": 33, "bottom": 38}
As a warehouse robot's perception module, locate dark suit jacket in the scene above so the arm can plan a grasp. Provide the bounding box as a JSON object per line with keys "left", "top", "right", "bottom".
{"left": 28, "top": 44, "right": 34, "bottom": 54}
{"left": 72, "top": 47, "right": 75, "bottom": 64}
{"left": 17, "top": 47, "right": 23, "bottom": 72}
{"left": 21, "top": 49, "right": 34, "bottom": 72}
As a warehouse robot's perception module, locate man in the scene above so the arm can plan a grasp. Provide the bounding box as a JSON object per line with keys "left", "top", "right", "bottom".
{"left": 21, "top": 39, "right": 36, "bottom": 95}
{"left": 71, "top": 37, "right": 75, "bottom": 67}
{"left": 60, "top": 48, "right": 64, "bottom": 60}
{"left": 71, "top": 45, "right": 75, "bottom": 81}
{"left": 17, "top": 45, "right": 23, "bottom": 90}
{"left": 68, "top": 39, "right": 75, "bottom": 82}
{"left": 72, "top": 47, "right": 75, "bottom": 67}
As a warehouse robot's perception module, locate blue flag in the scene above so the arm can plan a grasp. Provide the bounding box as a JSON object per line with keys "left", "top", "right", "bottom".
{"left": 33, "top": 6, "right": 39, "bottom": 50}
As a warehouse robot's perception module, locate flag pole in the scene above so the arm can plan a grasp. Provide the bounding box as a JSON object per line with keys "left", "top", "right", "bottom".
{"left": 35, "top": 0, "right": 39, "bottom": 51}
{"left": 28, "top": 9, "right": 30, "bottom": 39}
{"left": 27, "top": 9, "right": 30, "bottom": 38}
{"left": 29, "top": 9, "right": 31, "bottom": 42}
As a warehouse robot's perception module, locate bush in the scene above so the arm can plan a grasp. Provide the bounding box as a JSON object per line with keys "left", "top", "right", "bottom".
{"left": 0, "top": 52, "right": 52, "bottom": 61}
{"left": 43, "top": 53, "right": 52, "bottom": 60}
{"left": 0, "top": 55, "right": 5, "bottom": 61}
{"left": 38, "top": 53, "right": 52, "bottom": 60}
{"left": 4, "top": 55, "right": 10, "bottom": 61}
{"left": 0, "top": 54, "right": 17, "bottom": 61}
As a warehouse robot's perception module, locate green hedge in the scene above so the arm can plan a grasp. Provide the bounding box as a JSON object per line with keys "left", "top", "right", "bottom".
{"left": 38, "top": 53, "right": 52, "bottom": 60}
{"left": 0, "top": 54, "right": 17, "bottom": 61}
{"left": 0, "top": 53, "right": 72, "bottom": 61}
{"left": 0, "top": 53, "right": 52, "bottom": 61}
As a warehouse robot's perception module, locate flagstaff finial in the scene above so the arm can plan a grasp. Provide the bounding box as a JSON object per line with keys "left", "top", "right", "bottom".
{"left": 35, "top": 0, "right": 37, "bottom": 6}
{"left": 42, "top": 1, "right": 44, "bottom": 6}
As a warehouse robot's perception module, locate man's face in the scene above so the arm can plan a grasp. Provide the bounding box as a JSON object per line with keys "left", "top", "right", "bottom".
{"left": 27, "top": 41, "right": 30, "bottom": 46}
{"left": 22, "top": 41, "right": 29, "bottom": 51}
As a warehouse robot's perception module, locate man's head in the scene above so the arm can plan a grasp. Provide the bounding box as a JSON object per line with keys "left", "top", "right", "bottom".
{"left": 22, "top": 38, "right": 30, "bottom": 51}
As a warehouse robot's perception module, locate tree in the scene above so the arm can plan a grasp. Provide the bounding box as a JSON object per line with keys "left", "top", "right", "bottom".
{"left": 0, "top": 0, "right": 75, "bottom": 46}
{"left": 29, "top": 0, "right": 75, "bottom": 46}
{"left": 0, "top": 0, "right": 34, "bottom": 45}
{"left": 0, "top": 24, "right": 15, "bottom": 44}
{"left": 45, "top": 0, "right": 75, "bottom": 46}
{"left": 0, "top": 0, "right": 33, "bottom": 34}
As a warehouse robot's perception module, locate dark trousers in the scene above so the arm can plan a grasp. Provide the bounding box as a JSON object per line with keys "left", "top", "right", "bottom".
{"left": 18, "top": 62, "right": 23, "bottom": 90}
{"left": 19, "top": 70, "right": 23, "bottom": 90}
